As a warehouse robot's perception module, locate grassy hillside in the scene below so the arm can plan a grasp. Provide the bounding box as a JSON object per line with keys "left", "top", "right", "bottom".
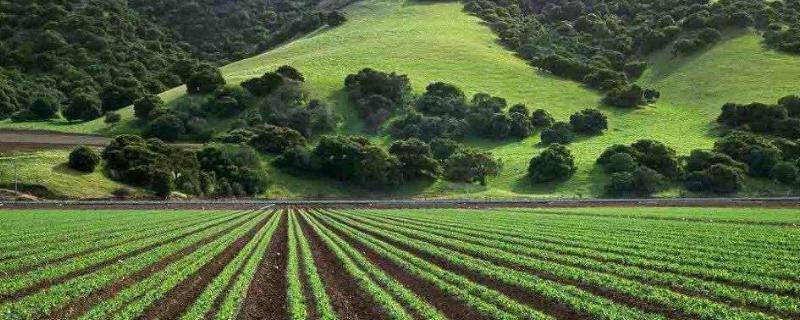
{"left": 3, "top": 0, "right": 800, "bottom": 199}
{"left": 0, "top": 150, "right": 133, "bottom": 199}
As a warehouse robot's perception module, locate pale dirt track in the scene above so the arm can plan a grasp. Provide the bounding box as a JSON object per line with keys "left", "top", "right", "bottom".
{"left": 0, "top": 129, "right": 109, "bottom": 151}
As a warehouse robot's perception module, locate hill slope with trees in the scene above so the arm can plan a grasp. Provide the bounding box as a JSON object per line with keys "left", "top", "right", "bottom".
{"left": 2, "top": 0, "right": 800, "bottom": 199}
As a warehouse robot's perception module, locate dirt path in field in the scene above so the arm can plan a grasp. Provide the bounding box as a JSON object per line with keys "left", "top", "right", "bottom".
{"left": 44, "top": 210, "right": 260, "bottom": 319}
{"left": 298, "top": 213, "right": 389, "bottom": 320}
{"left": 238, "top": 212, "right": 289, "bottom": 320}
{"left": 309, "top": 209, "right": 489, "bottom": 320}
{"left": 138, "top": 210, "right": 275, "bottom": 320}
{"left": 0, "top": 129, "right": 109, "bottom": 151}
{"left": 0, "top": 214, "right": 223, "bottom": 278}
{"left": 322, "top": 213, "right": 586, "bottom": 320}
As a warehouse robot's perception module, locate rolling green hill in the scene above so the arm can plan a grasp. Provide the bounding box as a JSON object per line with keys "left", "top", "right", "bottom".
{"left": 3, "top": 0, "right": 800, "bottom": 199}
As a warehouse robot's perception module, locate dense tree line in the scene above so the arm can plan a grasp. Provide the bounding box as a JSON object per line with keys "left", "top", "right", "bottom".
{"left": 130, "top": 65, "right": 336, "bottom": 143}
{"left": 275, "top": 136, "right": 501, "bottom": 187}
{"left": 717, "top": 95, "right": 800, "bottom": 139}
{"left": 128, "top": 1, "right": 347, "bottom": 64}
{"left": 0, "top": 1, "right": 347, "bottom": 123}
{"left": 98, "top": 135, "right": 269, "bottom": 198}
{"left": 464, "top": 0, "right": 800, "bottom": 106}
{"left": 349, "top": 70, "right": 610, "bottom": 144}
{"left": 0, "top": 0, "right": 190, "bottom": 121}
{"left": 597, "top": 140, "right": 680, "bottom": 196}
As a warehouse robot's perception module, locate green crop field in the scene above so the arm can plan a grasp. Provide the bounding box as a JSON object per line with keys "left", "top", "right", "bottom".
{"left": 1, "top": 207, "right": 799, "bottom": 319}
{"left": 2, "top": 0, "right": 799, "bottom": 199}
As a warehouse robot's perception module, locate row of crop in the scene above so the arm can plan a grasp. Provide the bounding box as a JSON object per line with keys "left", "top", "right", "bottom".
{"left": 0, "top": 210, "right": 188, "bottom": 253}
{"left": 466, "top": 208, "right": 800, "bottom": 253}
{"left": 0, "top": 210, "right": 180, "bottom": 245}
{"left": 0, "top": 210, "right": 260, "bottom": 319}
{"left": 0, "top": 210, "right": 253, "bottom": 297}
{"left": 0, "top": 210, "right": 152, "bottom": 236}
{"left": 373, "top": 211, "right": 800, "bottom": 292}
{"left": 302, "top": 210, "right": 447, "bottom": 320}
{"left": 287, "top": 210, "right": 308, "bottom": 319}
{"left": 356, "top": 210, "right": 799, "bottom": 317}
{"left": 312, "top": 210, "right": 650, "bottom": 320}
{"left": 332, "top": 209, "right": 777, "bottom": 320}
{"left": 0, "top": 212, "right": 210, "bottom": 265}
{"left": 0, "top": 211, "right": 233, "bottom": 276}
{"left": 300, "top": 210, "right": 415, "bottom": 320}
{"left": 310, "top": 209, "right": 552, "bottom": 320}
{"left": 80, "top": 210, "right": 271, "bottom": 320}
{"left": 390, "top": 209, "right": 800, "bottom": 282}
{"left": 292, "top": 210, "right": 337, "bottom": 320}
{"left": 502, "top": 207, "right": 800, "bottom": 226}
{"left": 181, "top": 210, "right": 281, "bottom": 319}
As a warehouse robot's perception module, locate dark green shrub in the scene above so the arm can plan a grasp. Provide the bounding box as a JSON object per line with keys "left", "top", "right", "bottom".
{"left": 685, "top": 164, "right": 744, "bottom": 194}
{"left": 528, "top": 144, "right": 576, "bottom": 183}
{"left": 68, "top": 146, "right": 100, "bottom": 173}
{"left": 531, "top": 109, "right": 555, "bottom": 128}
{"left": 569, "top": 108, "right": 608, "bottom": 135}
{"left": 605, "top": 152, "right": 638, "bottom": 173}
{"left": 771, "top": 162, "right": 799, "bottom": 184}
{"left": 444, "top": 148, "right": 500, "bottom": 186}
{"left": 540, "top": 122, "right": 574, "bottom": 145}
{"left": 134, "top": 95, "right": 164, "bottom": 120}
{"left": 187, "top": 64, "right": 225, "bottom": 94}
{"left": 249, "top": 125, "right": 307, "bottom": 154}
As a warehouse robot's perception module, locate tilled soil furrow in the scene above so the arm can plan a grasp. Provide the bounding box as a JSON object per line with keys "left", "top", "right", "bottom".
{"left": 313, "top": 209, "right": 489, "bottom": 320}
{"left": 297, "top": 213, "right": 388, "bottom": 320}
{"left": 137, "top": 211, "right": 274, "bottom": 320}
{"left": 43, "top": 210, "right": 261, "bottom": 319}
{"left": 237, "top": 212, "right": 289, "bottom": 320}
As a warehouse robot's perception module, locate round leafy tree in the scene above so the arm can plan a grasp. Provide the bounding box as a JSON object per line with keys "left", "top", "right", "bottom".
{"left": 528, "top": 144, "right": 576, "bottom": 183}
{"left": 68, "top": 146, "right": 100, "bottom": 173}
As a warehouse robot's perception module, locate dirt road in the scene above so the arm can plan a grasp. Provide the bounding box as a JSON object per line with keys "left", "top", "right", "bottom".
{"left": 0, "top": 129, "right": 109, "bottom": 152}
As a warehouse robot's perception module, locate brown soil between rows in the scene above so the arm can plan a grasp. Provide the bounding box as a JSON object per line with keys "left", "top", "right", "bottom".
{"left": 309, "top": 209, "right": 490, "bottom": 320}
{"left": 323, "top": 213, "right": 587, "bottom": 320}
{"left": 298, "top": 212, "right": 389, "bottom": 320}
{"left": 202, "top": 215, "right": 276, "bottom": 320}
{"left": 237, "top": 211, "right": 289, "bottom": 320}
{"left": 138, "top": 211, "right": 275, "bottom": 319}
{"left": 1, "top": 214, "right": 223, "bottom": 279}
{"left": 44, "top": 210, "right": 260, "bottom": 319}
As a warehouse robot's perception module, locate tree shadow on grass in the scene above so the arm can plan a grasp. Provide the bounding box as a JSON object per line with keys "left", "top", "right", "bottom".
{"left": 52, "top": 163, "right": 92, "bottom": 177}
{"left": 644, "top": 28, "right": 750, "bottom": 84}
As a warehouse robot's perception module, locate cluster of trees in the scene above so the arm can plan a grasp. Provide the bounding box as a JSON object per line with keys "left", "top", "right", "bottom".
{"left": 597, "top": 140, "right": 681, "bottom": 196}
{"left": 344, "top": 69, "right": 614, "bottom": 151}
{"left": 344, "top": 68, "right": 412, "bottom": 131}
{"left": 463, "top": 0, "right": 799, "bottom": 106}
{"left": 593, "top": 132, "right": 800, "bottom": 196}
{"left": 0, "top": 1, "right": 346, "bottom": 122}
{"left": 0, "top": 1, "right": 190, "bottom": 122}
{"left": 98, "top": 134, "right": 269, "bottom": 198}
{"left": 717, "top": 95, "right": 800, "bottom": 139}
{"left": 712, "top": 131, "right": 799, "bottom": 186}
{"left": 129, "top": 1, "right": 348, "bottom": 63}
{"left": 540, "top": 108, "right": 608, "bottom": 145}
{"left": 528, "top": 144, "right": 576, "bottom": 183}
{"left": 274, "top": 136, "right": 501, "bottom": 186}
{"left": 131, "top": 65, "right": 336, "bottom": 142}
